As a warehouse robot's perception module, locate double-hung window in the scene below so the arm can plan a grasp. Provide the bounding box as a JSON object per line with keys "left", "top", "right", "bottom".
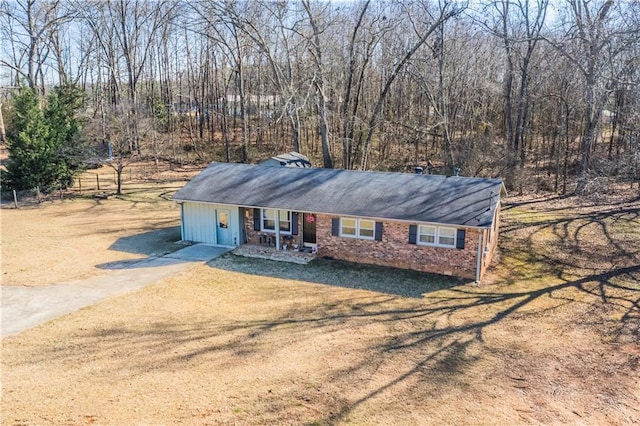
{"left": 262, "top": 209, "right": 291, "bottom": 233}
{"left": 437, "top": 227, "right": 456, "bottom": 247}
{"left": 418, "top": 225, "right": 436, "bottom": 245}
{"left": 418, "top": 225, "right": 456, "bottom": 248}
{"left": 340, "top": 217, "right": 375, "bottom": 240}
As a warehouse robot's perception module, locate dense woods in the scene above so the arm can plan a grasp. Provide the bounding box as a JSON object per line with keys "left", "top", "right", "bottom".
{"left": 1, "top": 0, "right": 639, "bottom": 193}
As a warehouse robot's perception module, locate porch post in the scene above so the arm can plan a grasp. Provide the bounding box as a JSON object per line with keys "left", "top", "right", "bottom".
{"left": 275, "top": 210, "right": 281, "bottom": 250}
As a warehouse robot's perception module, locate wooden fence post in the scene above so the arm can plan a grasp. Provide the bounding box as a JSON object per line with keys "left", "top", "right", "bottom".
{"left": 13, "top": 189, "right": 18, "bottom": 208}
{"left": 79, "top": 178, "right": 82, "bottom": 195}
{"left": 96, "top": 174, "right": 100, "bottom": 190}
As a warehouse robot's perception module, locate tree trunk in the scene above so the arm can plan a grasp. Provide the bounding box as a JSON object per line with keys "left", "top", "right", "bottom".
{"left": 360, "top": 5, "right": 461, "bottom": 170}
{"left": 302, "top": 0, "right": 333, "bottom": 168}
{"left": 237, "top": 58, "right": 249, "bottom": 163}
{"left": 0, "top": 102, "right": 6, "bottom": 143}
{"left": 116, "top": 164, "right": 123, "bottom": 195}
{"left": 341, "top": 0, "right": 371, "bottom": 169}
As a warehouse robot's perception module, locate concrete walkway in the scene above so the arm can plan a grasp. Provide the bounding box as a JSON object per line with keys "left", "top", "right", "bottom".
{"left": 1, "top": 244, "right": 231, "bottom": 338}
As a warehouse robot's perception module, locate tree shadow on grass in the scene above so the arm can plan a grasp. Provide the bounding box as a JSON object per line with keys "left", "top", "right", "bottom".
{"left": 316, "top": 262, "right": 640, "bottom": 424}
{"left": 203, "top": 195, "right": 640, "bottom": 423}
{"left": 7, "top": 196, "right": 639, "bottom": 424}
{"left": 28, "top": 255, "right": 637, "bottom": 422}
{"left": 208, "top": 254, "right": 469, "bottom": 299}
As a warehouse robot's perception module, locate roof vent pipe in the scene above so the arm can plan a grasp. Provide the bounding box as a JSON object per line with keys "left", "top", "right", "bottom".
{"left": 454, "top": 167, "right": 461, "bottom": 177}
{"left": 414, "top": 167, "right": 423, "bottom": 175}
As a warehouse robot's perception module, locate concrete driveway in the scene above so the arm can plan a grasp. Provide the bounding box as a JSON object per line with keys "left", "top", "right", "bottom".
{"left": 1, "top": 244, "right": 231, "bottom": 338}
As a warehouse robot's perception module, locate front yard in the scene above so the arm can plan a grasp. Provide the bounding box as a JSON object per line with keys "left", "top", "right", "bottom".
{"left": 1, "top": 191, "right": 639, "bottom": 424}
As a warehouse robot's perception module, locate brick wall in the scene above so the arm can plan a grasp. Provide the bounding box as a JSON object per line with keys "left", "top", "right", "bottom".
{"left": 480, "top": 204, "right": 501, "bottom": 279}
{"left": 244, "top": 208, "right": 304, "bottom": 248}
{"left": 245, "top": 208, "right": 261, "bottom": 245}
{"left": 315, "top": 214, "right": 480, "bottom": 279}
{"left": 243, "top": 209, "right": 491, "bottom": 280}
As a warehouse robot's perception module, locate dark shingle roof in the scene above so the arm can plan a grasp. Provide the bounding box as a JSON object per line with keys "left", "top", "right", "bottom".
{"left": 173, "top": 162, "right": 505, "bottom": 228}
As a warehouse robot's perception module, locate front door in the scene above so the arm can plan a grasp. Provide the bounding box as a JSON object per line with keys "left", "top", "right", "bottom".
{"left": 303, "top": 213, "right": 317, "bottom": 248}
{"left": 216, "top": 209, "right": 232, "bottom": 245}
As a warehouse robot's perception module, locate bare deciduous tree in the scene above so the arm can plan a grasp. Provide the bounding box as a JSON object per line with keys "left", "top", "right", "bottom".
{"left": 302, "top": 0, "right": 333, "bottom": 168}
{"left": 2, "top": 0, "right": 637, "bottom": 193}
{"left": 1, "top": 0, "right": 76, "bottom": 92}
{"left": 359, "top": 0, "right": 465, "bottom": 170}
{"left": 550, "top": 0, "right": 638, "bottom": 190}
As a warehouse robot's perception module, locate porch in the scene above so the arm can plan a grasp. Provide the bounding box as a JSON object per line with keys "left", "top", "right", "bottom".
{"left": 232, "top": 244, "right": 316, "bottom": 265}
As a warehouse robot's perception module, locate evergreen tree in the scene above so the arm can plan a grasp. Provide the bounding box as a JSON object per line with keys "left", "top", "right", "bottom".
{"left": 45, "top": 85, "right": 89, "bottom": 188}
{"left": 3, "top": 88, "right": 56, "bottom": 191}
{"left": 3, "top": 86, "right": 89, "bottom": 191}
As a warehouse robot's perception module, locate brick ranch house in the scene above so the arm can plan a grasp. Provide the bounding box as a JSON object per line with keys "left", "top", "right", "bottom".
{"left": 172, "top": 162, "right": 506, "bottom": 282}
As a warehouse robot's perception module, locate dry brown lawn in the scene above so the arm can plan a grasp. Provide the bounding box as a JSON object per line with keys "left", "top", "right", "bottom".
{"left": 1, "top": 181, "right": 184, "bottom": 286}
{"left": 1, "top": 187, "right": 639, "bottom": 425}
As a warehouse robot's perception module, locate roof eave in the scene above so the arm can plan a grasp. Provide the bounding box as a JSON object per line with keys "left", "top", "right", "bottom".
{"left": 173, "top": 197, "right": 495, "bottom": 229}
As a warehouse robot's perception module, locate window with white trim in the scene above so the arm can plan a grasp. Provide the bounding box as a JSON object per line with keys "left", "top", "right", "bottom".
{"left": 340, "top": 217, "right": 375, "bottom": 240}
{"left": 262, "top": 209, "right": 291, "bottom": 233}
{"left": 418, "top": 225, "right": 436, "bottom": 244}
{"left": 438, "top": 227, "right": 456, "bottom": 247}
{"left": 418, "top": 225, "right": 456, "bottom": 248}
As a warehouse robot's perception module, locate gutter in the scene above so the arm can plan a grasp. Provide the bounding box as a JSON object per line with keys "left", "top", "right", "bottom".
{"left": 172, "top": 199, "right": 495, "bottom": 231}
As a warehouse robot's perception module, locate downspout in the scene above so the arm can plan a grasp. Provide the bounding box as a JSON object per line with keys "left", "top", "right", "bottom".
{"left": 275, "top": 210, "right": 281, "bottom": 250}
{"left": 180, "top": 203, "right": 185, "bottom": 241}
{"left": 475, "top": 229, "right": 484, "bottom": 284}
